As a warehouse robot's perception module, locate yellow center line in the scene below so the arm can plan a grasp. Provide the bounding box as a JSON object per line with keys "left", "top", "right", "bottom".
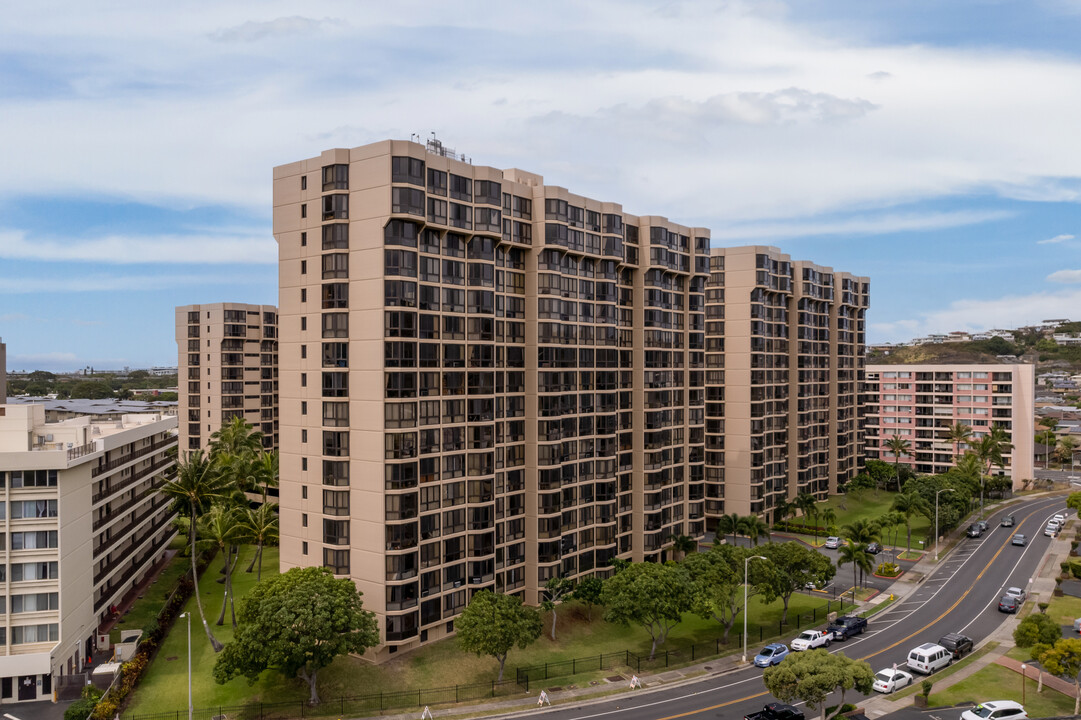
{"left": 653, "top": 501, "right": 1057, "bottom": 720}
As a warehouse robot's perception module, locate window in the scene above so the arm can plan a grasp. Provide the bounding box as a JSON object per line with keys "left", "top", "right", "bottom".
{"left": 323, "top": 489, "right": 350, "bottom": 515}
{"left": 323, "top": 548, "right": 350, "bottom": 575}
{"left": 301, "top": 203, "right": 307, "bottom": 218}
{"left": 323, "top": 431, "right": 349, "bottom": 457}
{"left": 322, "top": 313, "right": 348, "bottom": 338}
{"left": 11, "top": 531, "right": 57, "bottom": 550}
{"left": 322, "top": 253, "right": 348, "bottom": 279}
{"left": 11, "top": 623, "right": 57, "bottom": 644}
{"left": 11, "top": 593, "right": 58, "bottom": 613}
{"left": 323, "top": 342, "right": 348, "bottom": 368}
{"left": 322, "top": 283, "right": 348, "bottom": 309}
{"left": 475, "top": 180, "right": 501, "bottom": 206}
{"left": 322, "top": 164, "right": 349, "bottom": 190}
{"left": 323, "top": 519, "right": 350, "bottom": 546}
{"left": 392, "top": 156, "right": 425, "bottom": 185}
{"left": 449, "top": 203, "right": 472, "bottom": 230}
{"left": 11, "top": 500, "right": 57, "bottom": 519}
{"left": 385, "top": 280, "right": 417, "bottom": 308}
{"left": 385, "top": 249, "right": 418, "bottom": 277}
{"left": 427, "top": 197, "right": 447, "bottom": 225}
{"left": 322, "top": 224, "right": 348, "bottom": 250}
{"left": 11, "top": 562, "right": 56, "bottom": 581}
{"left": 449, "top": 174, "right": 472, "bottom": 201}
{"left": 322, "top": 194, "right": 348, "bottom": 220}
{"left": 324, "top": 460, "right": 349, "bottom": 486}
{"left": 322, "top": 372, "right": 348, "bottom": 398}
{"left": 392, "top": 187, "right": 425, "bottom": 216}
{"left": 385, "top": 219, "right": 419, "bottom": 247}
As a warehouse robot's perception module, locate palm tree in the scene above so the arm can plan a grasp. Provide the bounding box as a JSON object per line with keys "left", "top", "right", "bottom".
{"left": 891, "top": 491, "right": 929, "bottom": 558}
{"left": 670, "top": 534, "right": 698, "bottom": 561}
{"left": 794, "top": 492, "right": 816, "bottom": 534}
{"left": 943, "top": 422, "right": 973, "bottom": 461}
{"left": 161, "top": 450, "right": 233, "bottom": 652}
{"left": 208, "top": 417, "right": 265, "bottom": 460}
{"left": 820, "top": 508, "right": 838, "bottom": 537}
{"left": 837, "top": 543, "right": 875, "bottom": 595}
{"left": 884, "top": 436, "right": 912, "bottom": 492}
{"left": 841, "top": 519, "right": 880, "bottom": 547}
{"left": 718, "top": 513, "right": 742, "bottom": 544}
{"left": 199, "top": 505, "right": 244, "bottom": 627}
{"left": 251, "top": 450, "right": 279, "bottom": 502}
{"left": 970, "top": 425, "right": 1012, "bottom": 516}
{"left": 240, "top": 502, "right": 280, "bottom": 579}
{"left": 740, "top": 516, "right": 770, "bottom": 546}
{"left": 774, "top": 499, "right": 796, "bottom": 527}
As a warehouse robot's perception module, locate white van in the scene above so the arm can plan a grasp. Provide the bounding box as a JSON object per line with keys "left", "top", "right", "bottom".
{"left": 907, "top": 642, "right": 952, "bottom": 674}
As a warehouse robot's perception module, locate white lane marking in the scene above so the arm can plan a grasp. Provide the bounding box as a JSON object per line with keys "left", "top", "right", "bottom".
{"left": 5, "top": 713, "right": 22, "bottom": 720}
{"left": 555, "top": 673, "right": 764, "bottom": 720}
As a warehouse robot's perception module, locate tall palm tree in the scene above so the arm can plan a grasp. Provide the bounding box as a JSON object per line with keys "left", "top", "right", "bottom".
{"left": 740, "top": 516, "right": 770, "bottom": 546}
{"left": 774, "top": 499, "right": 795, "bottom": 527}
{"left": 670, "top": 534, "right": 698, "bottom": 561}
{"left": 718, "top": 513, "right": 742, "bottom": 544}
{"left": 251, "top": 450, "right": 279, "bottom": 502}
{"left": 208, "top": 417, "right": 265, "bottom": 460}
{"left": 884, "top": 436, "right": 912, "bottom": 492}
{"left": 944, "top": 422, "right": 973, "bottom": 461}
{"left": 891, "top": 491, "right": 929, "bottom": 557}
{"left": 837, "top": 544, "right": 864, "bottom": 594}
{"left": 161, "top": 450, "right": 233, "bottom": 652}
{"left": 794, "top": 492, "right": 817, "bottom": 534}
{"left": 820, "top": 507, "right": 838, "bottom": 537}
{"left": 841, "top": 519, "right": 880, "bottom": 547}
{"left": 240, "top": 503, "right": 280, "bottom": 579}
{"left": 970, "top": 425, "right": 1012, "bottom": 517}
{"left": 199, "top": 505, "right": 245, "bottom": 627}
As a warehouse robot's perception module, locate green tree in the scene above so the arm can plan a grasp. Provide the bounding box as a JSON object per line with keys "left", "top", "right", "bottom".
{"left": 1067, "top": 491, "right": 1081, "bottom": 517}
{"left": 837, "top": 543, "right": 873, "bottom": 590}
{"left": 863, "top": 459, "right": 896, "bottom": 491}
{"left": 884, "top": 436, "right": 912, "bottom": 492}
{"left": 762, "top": 649, "right": 874, "bottom": 720}
{"left": 69, "top": 380, "right": 114, "bottom": 399}
{"left": 161, "top": 450, "right": 233, "bottom": 652}
{"left": 891, "top": 491, "right": 928, "bottom": 558}
{"left": 237, "top": 503, "right": 279, "bottom": 581}
{"left": 198, "top": 505, "right": 244, "bottom": 627}
{"left": 845, "top": 473, "right": 875, "bottom": 503}
{"left": 602, "top": 561, "right": 691, "bottom": 659}
{"left": 572, "top": 576, "right": 603, "bottom": 621}
{"left": 1057, "top": 435, "right": 1078, "bottom": 466}
{"left": 670, "top": 534, "right": 698, "bottom": 561}
{"left": 819, "top": 507, "right": 838, "bottom": 536}
{"left": 969, "top": 425, "right": 1012, "bottom": 516}
{"left": 740, "top": 515, "right": 771, "bottom": 546}
{"left": 209, "top": 417, "right": 265, "bottom": 460}
{"left": 1014, "top": 612, "right": 1062, "bottom": 648}
{"left": 456, "top": 590, "right": 542, "bottom": 681}
{"left": 213, "top": 567, "right": 378, "bottom": 705}
{"left": 794, "top": 493, "right": 817, "bottom": 534}
{"left": 540, "top": 576, "right": 574, "bottom": 640}
{"left": 1036, "top": 638, "right": 1081, "bottom": 715}
{"left": 718, "top": 512, "right": 743, "bottom": 543}
{"left": 943, "top": 422, "right": 973, "bottom": 461}
{"left": 840, "top": 519, "right": 880, "bottom": 546}
{"left": 757, "top": 542, "right": 835, "bottom": 623}
{"left": 684, "top": 545, "right": 748, "bottom": 644}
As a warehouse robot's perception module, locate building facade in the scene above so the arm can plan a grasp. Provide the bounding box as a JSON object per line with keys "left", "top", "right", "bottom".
{"left": 274, "top": 139, "right": 715, "bottom": 658}
{"left": 1, "top": 338, "right": 6, "bottom": 401}
{"left": 705, "top": 247, "right": 869, "bottom": 522}
{"left": 0, "top": 404, "right": 177, "bottom": 702}
{"left": 863, "top": 363, "right": 1034, "bottom": 485}
{"left": 175, "top": 303, "right": 279, "bottom": 453}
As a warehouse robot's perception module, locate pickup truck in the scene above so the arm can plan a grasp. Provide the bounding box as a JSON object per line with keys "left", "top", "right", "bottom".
{"left": 828, "top": 615, "right": 868, "bottom": 640}
{"left": 791, "top": 629, "right": 832, "bottom": 651}
{"left": 744, "top": 703, "right": 806, "bottom": 720}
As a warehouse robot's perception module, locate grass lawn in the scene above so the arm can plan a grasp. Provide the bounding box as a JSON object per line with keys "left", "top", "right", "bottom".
{"left": 929, "top": 663, "right": 1079, "bottom": 718}
{"left": 1045, "top": 594, "right": 1081, "bottom": 627}
{"left": 819, "top": 492, "right": 932, "bottom": 550}
{"left": 887, "top": 643, "right": 997, "bottom": 702}
{"left": 115, "top": 535, "right": 189, "bottom": 637}
{"left": 125, "top": 545, "right": 284, "bottom": 714}
{"left": 126, "top": 570, "right": 850, "bottom": 714}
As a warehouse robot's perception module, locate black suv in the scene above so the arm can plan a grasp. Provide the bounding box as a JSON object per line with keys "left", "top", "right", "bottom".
{"left": 967, "top": 524, "right": 982, "bottom": 538}
{"left": 938, "top": 632, "right": 974, "bottom": 659}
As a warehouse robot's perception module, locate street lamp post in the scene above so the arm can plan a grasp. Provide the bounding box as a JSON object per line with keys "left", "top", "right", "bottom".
{"left": 1021, "top": 663, "right": 1026, "bottom": 705}
{"left": 742, "top": 555, "right": 768, "bottom": 663}
{"left": 935, "top": 488, "right": 954, "bottom": 562}
{"left": 180, "top": 611, "right": 192, "bottom": 720}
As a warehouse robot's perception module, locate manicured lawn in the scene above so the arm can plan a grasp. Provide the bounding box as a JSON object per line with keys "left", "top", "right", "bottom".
{"left": 116, "top": 535, "right": 188, "bottom": 637}
{"left": 929, "top": 663, "right": 1078, "bottom": 718}
{"left": 125, "top": 546, "right": 284, "bottom": 714}
{"left": 780, "top": 491, "right": 933, "bottom": 553}
{"left": 1045, "top": 594, "right": 1081, "bottom": 627}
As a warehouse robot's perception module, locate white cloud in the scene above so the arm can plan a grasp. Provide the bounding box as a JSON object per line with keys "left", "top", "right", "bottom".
{"left": 0, "top": 230, "right": 276, "bottom": 264}
{"left": 0, "top": 272, "right": 267, "bottom": 294}
{"left": 1047, "top": 269, "right": 1081, "bottom": 283}
{"left": 711, "top": 209, "right": 1013, "bottom": 242}
{"left": 1038, "top": 233, "right": 1075, "bottom": 244}
{"left": 210, "top": 16, "right": 342, "bottom": 43}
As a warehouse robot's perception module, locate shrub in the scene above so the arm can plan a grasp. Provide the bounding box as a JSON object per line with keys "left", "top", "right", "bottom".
{"left": 921, "top": 679, "right": 933, "bottom": 697}
{"left": 65, "top": 699, "right": 97, "bottom": 720}
{"left": 1071, "top": 562, "right": 1081, "bottom": 580}
{"left": 876, "top": 562, "right": 900, "bottom": 577}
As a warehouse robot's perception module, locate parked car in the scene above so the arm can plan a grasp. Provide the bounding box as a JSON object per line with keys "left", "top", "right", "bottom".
{"left": 938, "top": 633, "right": 974, "bottom": 659}
{"left": 1004, "top": 587, "right": 1027, "bottom": 603}
{"left": 1000, "top": 515, "right": 1015, "bottom": 527}
{"left": 865, "top": 542, "right": 882, "bottom": 554}
{"left": 998, "top": 595, "right": 1020, "bottom": 613}
{"left": 754, "top": 643, "right": 790, "bottom": 668}
{"left": 824, "top": 536, "right": 842, "bottom": 549}
{"left": 872, "top": 667, "right": 914, "bottom": 693}
{"left": 976, "top": 520, "right": 990, "bottom": 532}
{"left": 907, "top": 642, "right": 952, "bottom": 674}
{"left": 1012, "top": 534, "right": 1027, "bottom": 546}
{"left": 744, "top": 703, "right": 805, "bottom": 720}
{"left": 828, "top": 616, "right": 868, "bottom": 641}
{"left": 959, "top": 700, "right": 1028, "bottom": 720}
{"left": 967, "top": 524, "right": 983, "bottom": 538}
{"left": 790, "top": 630, "right": 832, "bottom": 651}
{"left": 1053, "top": 513, "right": 1066, "bottom": 525}
{"left": 1045, "top": 524, "right": 1058, "bottom": 537}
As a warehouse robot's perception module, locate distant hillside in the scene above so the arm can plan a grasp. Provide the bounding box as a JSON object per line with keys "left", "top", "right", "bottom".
{"left": 869, "top": 337, "right": 1022, "bottom": 365}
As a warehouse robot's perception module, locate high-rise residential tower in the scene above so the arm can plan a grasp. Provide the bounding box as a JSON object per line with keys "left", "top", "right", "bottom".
{"left": 274, "top": 139, "right": 709, "bottom": 658}
{"left": 175, "top": 303, "right": 279, "bottom": 453}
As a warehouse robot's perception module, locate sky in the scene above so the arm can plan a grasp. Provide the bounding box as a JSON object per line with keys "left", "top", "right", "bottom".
{"left": 3, "top": 0, "right": 1081, "bottom": 371}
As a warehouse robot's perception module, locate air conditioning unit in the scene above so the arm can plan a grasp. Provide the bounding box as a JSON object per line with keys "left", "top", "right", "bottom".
{"left": 452, "top": 580, "right": 461, "bottom": 588}
{"left": 45, "top": 434, "right": 54, "bottom": 442}
{"left": 471, "top": 577, "right": 483, "bottom": 584}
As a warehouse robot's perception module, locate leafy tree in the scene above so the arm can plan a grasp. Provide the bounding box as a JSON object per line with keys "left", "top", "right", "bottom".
{"left": 237, "top": 503, "right": 279, "bottom": 580}
{"left": 670, "top": 534, "right": 698, "bottom": 560}
{"left": 762, "top": 649, "right": 874, "bottom": 720}
{"left": 69, "top": 380, "right": 114, "bottom": 399}
{"left": 884, "top": 436, "right": 912, "bottom": 492}
{"left": 572, "top": 576, "right": 603, "bottom": 621}
{"left": 456, "top": 590, "right": 542, "bottom": 681}
{"left": 1057, "top": 435, "right": 1078, "bottom": 465}
{"left": 199, "top": 506, "right": 244, "bottom": 627}
{"left": 1014, "top": 612, "right": 1062, "bottom": 648}
{"left": 214, "top": 567, "right": 378, "bottom": 705}
{"left": 162, "top": 450, "right": 233, "bottom": 652}
{"left": 863, "top": 459, "right": 896, "bottom": 491}
{"left": 757, "top": 542, "right": 835, "bottom": 623}
{"left": 540, "top": 576, "right": 574, "bottom": 640}
{"left": 891, "top": 491, "right": 928, "bottom": 557}
{"left": 684, "top": 545, "right": 749, "bottom": 644}
{"left": 845, "top": 473, "right": 875, "bottom": 503}
{"left": 602, "top": 561, "right": 691, "bottom": 659}
{"left": 1036, "top": 638, "right": 1081, "bottom": 715}
{"left": 1067, "top": 491, "right": 1081, "bottom": 517}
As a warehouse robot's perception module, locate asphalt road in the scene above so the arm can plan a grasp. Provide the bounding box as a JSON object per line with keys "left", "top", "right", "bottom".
{"left": 524, "top": 495, "right": 1068, "bottom": 720}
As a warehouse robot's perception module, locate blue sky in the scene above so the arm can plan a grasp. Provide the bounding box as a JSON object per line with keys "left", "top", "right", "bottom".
{"left": 3, "top": 0, "right": 1081, "bottom": 371}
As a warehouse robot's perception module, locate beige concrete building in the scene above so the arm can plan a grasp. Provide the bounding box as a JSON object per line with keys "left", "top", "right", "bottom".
{"left": 175, "top": 303, "right": 278, "bottom": 453}
{"left": 0, "top": 403, "right": 177, "bottom": 702}
{"left": 274, "top": 139, "right": 710, "bottom": 657}
{"left": 705, "top": 247, "right": 869, "bottom": 522}
{"left": 864, "top": 363, "right": 1034, "bottom": 486}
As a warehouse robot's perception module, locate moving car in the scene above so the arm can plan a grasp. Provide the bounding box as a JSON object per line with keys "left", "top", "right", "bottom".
{"left": 1004, "top": 587, "right": 1027, "bottom": 603}
{"left": 959, "top": 700, "right": 1028, "bottom": 720}
{"left": 790, "top": 630, "right": 832, "bottom": 651}
{"left": 998, "top": 595, "right": 1019, "bottom": 613}
{"left": 976, "top": 520, "right": 990, "bottom": 533}
{"left": 828, "top": 616, "right": 868, "bottom": 641}
{"left": 754, "top": 643, "right": 790, "bottom": 668}
{"left": 1000, "top": 515, "right": 1015, "bottom": 527}
{"left": 967, "top": 524, "right": 983, "bottom": 538}
{"left": 865, "top": 542, "right": 882, "bottom": 554}
{"left": 824, "top": 536, "right": 842, "bottom": 549}
{"left": 1012, "top": 534, "right": 1026, "bottom": 546}
{"left": 938, "top": 633, "right": 974, "bottom": 659}
{"left": 907, "top": 642, "right": 952, "bottom": 674}
{"left": 744, "top": 703, "right": 805, "bottom": 720}
{"left": 872, "top": 667, "right": 914, "bottom": 693}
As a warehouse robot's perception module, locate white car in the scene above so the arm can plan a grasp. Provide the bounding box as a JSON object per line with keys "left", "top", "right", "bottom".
{"left": 872, "top": 667, "right": 914, "bottom": 694}
{"left": 960, "top": 700, "right": 1028, "bottom": 720}
{"left": 1004, "top": 587, "right": 1027, "bottom": 603}
{"left": 1045, "top": 524, "right": 1058, "bottom": 537}
{"left": 790, "top": 630, "right": 832, "bottom": 651}
{"left": 824, "top": 536, "right": 842, "bottom": 549}
{"left": 1054, "top": 513, "right": 1066, "bottom": 524}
